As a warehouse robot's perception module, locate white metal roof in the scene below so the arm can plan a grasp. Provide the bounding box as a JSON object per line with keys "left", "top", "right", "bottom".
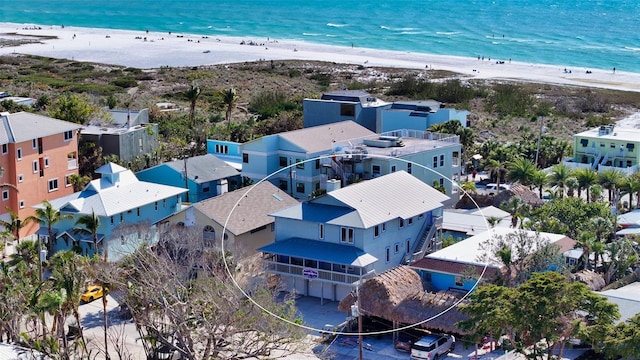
{"left": 277, "top": 121, "right": 375, "bottom": 154}
{"left": 427, "top": 227, "right": 569, "bottom": 266}
{"left": 324, "top": 170, "right": 449, "bottom": 228}
{"left": 0, "top": 111, "right": 81, "bottom": 144}
{"left": 575, "top": 126, "right": 640, "bottom": 143}
{"left": 50, "top": 164, "right": 186, "bottom": 217}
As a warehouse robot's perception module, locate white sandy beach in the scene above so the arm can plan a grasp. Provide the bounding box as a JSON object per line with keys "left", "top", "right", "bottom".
{"left": 2, "top": 22, "right": 640, "bottom": 93}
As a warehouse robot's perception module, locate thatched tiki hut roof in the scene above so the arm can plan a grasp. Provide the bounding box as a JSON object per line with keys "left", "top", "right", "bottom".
{"left": 493, "top": 183, "right": 544, "bottom": 208}
{"left": 338, "top": 266, "right": 470, "bottom": 334}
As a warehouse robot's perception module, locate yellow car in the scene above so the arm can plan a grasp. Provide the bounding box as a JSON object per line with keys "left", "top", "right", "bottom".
{"left": 81, "top": 285, "right": 106, "bottom": 303}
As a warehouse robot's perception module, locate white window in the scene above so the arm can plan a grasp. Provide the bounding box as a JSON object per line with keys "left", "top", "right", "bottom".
{"left": 19, "top": 200, "right": 25, "bottom": 209}
{"left": 44, "top": 157, "right": 50, "bottom": 168}
{"left": 32, "top": 139, "right": 37, "bottom": 149}
{"left": 17, "top": 148, "right": 22, "bottom": 160}
{"left": 1, "top": 144, "right": 7, "bottom": 154}
{"left": 18, "top": 174, "right": 24, "bottom": 183}
{"left": 319, "top": 224, "right": 324, "bottom": 239}
{"left": 341, "top": 227, "right": 354, "bottom": 244}
{"left": 65, "top": 174, "right": 73, "bottom": 187}
{"left": 64, "top": 130, "right": 73, "bottom": 141}
{"left": 1, "top": 190, "right": 8, "bottom": 201}
{"left": 385, "top": 247, "right": 390, "bottom": 262}
{"left": 48, "top": 178, "right": 59, "bottom": 192}
{"left": 399, "top": 218, "right": 405, "bottom": 228}
{"left": 374, "top": 225, "right": 380, "bottom": 237}
{"left": 32, "top": 161, "right": 39, "bottom": 173}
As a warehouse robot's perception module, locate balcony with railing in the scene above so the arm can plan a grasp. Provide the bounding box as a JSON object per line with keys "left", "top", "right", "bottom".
{"left": 68, "top": 158, "right": 77, "bottom": 170}
{"left": 262, "top": 256, "right": 376, "bottom": 285}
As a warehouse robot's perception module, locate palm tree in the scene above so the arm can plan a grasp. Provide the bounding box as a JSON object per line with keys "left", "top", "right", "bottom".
{"left": 500, "top": 197, "right": 529, "bottom": 228}
{"left": 486, "top": 159, "right": 506, "bottom": 191}
{"left": 34, "top": 201, "right": 73, "bottom": 259}
{"left": 618, "top": 173, "right": 640, "bottom": 209}
{"left": 185, "top": 81, "right": 201, "bottom": 126}
{"left": 547, "top": 163, "right": 572, "bottom": 198}
{"left": 49, "top": 250, "right": 89, "bottom": 357}
{"left": 459, "top": 180, "right": 477, "bottom": 194}
{"left": 67, "top": 173, "right": 91, "bottom": 192}
{"left": 219, "top": 88, "right": 238, "bottom": 129}
{"left": 74, "top": 211, "right": 101, "bottom": 257}
{"left": 576, "top": 232, "right": 595, "bottom": 270}
{"left": 506, "top": 158, "right": 537, "bottom": 186}
{"left": 0, "top": 208, "right": 34, "bottom": 244}
{"left": 574, "top": 167, "right": 598, "bottom": 200}
{"left": 598, "top": 169, "right": 625, "bottom": 203}
{"left": 590, "top": 184, "right": 604, "bottom": 203}
{"left": 565, "top": 176, "right": 579, "bottom": 197}
{"left": 531, "top": 170, "right": 548, "bottom": 199}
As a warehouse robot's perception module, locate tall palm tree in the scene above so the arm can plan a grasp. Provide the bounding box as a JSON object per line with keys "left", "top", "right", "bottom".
{"left": 0, "top": 208, "right": 34, "bottom": 244}
{"left": 49, "top": 250, "right": 89, "bottom": 357}
{"left": 618, "top": 173, "right": 640, "bottom": 209}
{"left": 185, "top": 81, "right": 201, "bottom": 126}
{"left": 34, "top": 201, "right": 73, "bottom": 259}
{"left": 531, "top": 170, "right": 548, "bottom": 199}
{"left": 486, "top": 159, "right": 506, "bottom": 191}
{"left": 598, "top": 169, "right": 625, "bottom": 203}
{"left": 574, "top": 167, "right": 598, "bottom": 200}
{"left": 547, "top": 163, "right": 572, "bottom": 198}
{"left": 219, "top": 88, "right": 238, "bottom": 129}
{"left": 576, "top": 232, "right": 595, "bottom": 270}
{"left": 500, "top": 197, "right": 529, "bottom": 228}
{"left": 73, "top": 211, "right": 101, "bottom": 257}
{"left": 506, "top": 157, "right": 537, "bottom": 186}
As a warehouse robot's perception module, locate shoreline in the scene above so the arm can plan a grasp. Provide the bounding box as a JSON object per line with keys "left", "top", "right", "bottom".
{"left": 2, "top": 22, "right": 640, "bottom": 93}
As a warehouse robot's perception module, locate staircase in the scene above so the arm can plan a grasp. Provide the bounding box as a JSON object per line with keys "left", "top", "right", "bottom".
{"left": 404, "top": 216, "right": 442, "bottom": 265}
{"left": 592, "top": 151, "right": 601, "bottom": 169}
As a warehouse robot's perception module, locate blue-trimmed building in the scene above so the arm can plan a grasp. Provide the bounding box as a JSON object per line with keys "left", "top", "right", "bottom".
{"left": 259, "top": 171, "right": 449, "bottom": 302}
{"left": 136, "top": 154, "right": 241, "bottom": 203}
{"left": 379, "top": 100, "right": 470, "bottom": 133}
{"left": 38, "top": 163, "right": 186, "bottom": 261}
{"left": 411, "top": 228, "right": 576, "bottom": 291}
{"left": 303, "top": 91, "right": 470, "bottom": 133}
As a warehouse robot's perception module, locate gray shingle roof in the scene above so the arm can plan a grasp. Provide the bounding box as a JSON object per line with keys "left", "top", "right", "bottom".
{"left": 194, "top": 181, "right": 298, "bottom": 236}
{"left": 0, "top": 112, "right": 81, "bottom": 144}
{"left": 162, "top": 154, "right": 239, "bottom": 183}
{"left": 278, "top": 121, "right": 375, "bottom": 154}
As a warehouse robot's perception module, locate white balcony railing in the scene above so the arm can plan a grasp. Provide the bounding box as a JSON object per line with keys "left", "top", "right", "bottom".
{"left": 67, "top": 158, "right": 78, "bottom": 170}
{"left": 263, "top": 260, "right": 375, "bottom": 285}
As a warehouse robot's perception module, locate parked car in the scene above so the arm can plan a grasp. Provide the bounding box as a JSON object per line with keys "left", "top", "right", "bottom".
{"left": 485, "top": 183, "right": 511, "bottom": 195}
{"left": 411, "top": 333, "right": 455, "bottom": 360}
{"left": 81, "top": 285, "right": 107, "bottom": 303}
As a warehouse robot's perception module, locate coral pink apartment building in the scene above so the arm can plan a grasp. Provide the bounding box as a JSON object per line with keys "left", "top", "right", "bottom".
{"left": 0, "top": 112, "right": 81, "bottom": 239}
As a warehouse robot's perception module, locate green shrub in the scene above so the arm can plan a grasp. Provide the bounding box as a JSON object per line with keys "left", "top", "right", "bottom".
{"left": 248, "top": 91, "right": 300, "bottom": 120}
{"left": 111, "top": 77, "right": 138, "bottom": 88}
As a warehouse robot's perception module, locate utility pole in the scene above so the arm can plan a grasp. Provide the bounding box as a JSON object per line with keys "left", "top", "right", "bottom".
{"left": 357, "top": 282, "right": 363, "bottom": 360}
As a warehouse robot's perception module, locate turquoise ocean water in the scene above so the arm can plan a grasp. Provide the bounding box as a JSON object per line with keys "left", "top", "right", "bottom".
{"left": 2, "top": 0, "right": 639, "bottom": 73}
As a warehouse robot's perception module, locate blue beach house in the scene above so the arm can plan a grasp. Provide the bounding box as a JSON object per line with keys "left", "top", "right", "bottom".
{"left": 241, "top": 121, "right": 375, "bottom": 200}
{"left": 136, "top": 153, "right": 241, "bottom": 203}
{"left": 259, "top": 171, "right": 449, "bottom": 302}
{"left": 207, "top": 139, "right": 243, "bottom": 170}
{"left": 39, "top": 163, "right": 186, "bottom": 261}
{"left": 378, "top": 100, "right": 470, "bottom": 133}
{"left": 411, "top": 227, "right": 576, "bottom": 292}
{"left": 303, "top": 90, "right": 391, "bottom": 132}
